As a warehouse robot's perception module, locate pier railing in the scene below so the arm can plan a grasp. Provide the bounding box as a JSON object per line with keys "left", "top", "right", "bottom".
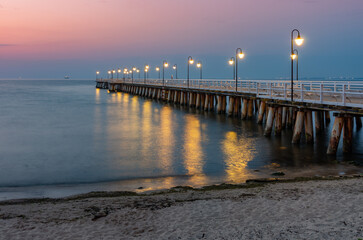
{"left": 104, "top": 78, "right": 363, "bottom": 108}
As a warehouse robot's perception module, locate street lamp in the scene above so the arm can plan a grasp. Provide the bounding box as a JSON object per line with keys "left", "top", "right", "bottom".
{"left": 173, "top": 64, "right": 178, "bottom": 79}
{"left": 96, "top": 71, "right": 100, "bottom": 80}
{"left": 235, "top": 48, "right": 245, "bottom": 91}
{"left": 156, "top": 67, "right": 160, "bottom": 79}
{"left": 108, "top": 70, "right": 111, "bottom": 79}
{"left": 112, "top": 70, "right": 116, "bottom": 79}
{"left": 144, "top": 67, "right": 149, "bottom": 84}
{"left": 163, "top": 61, "right": 169, "bottom": 86}
{"left": 123, "top": 68, "right": 128, "bottom": 81}
{"left": 291, "top": 29, "right": 304, "bottom": 101}
{"left": 136, "top": 69, "right": 140, "bottom": 80}
{"left": 291, "top": 49, "right": 299, "bottom": 81}
{"left": 130, "top": 70, "right": 134, "bottom": 83}
{"left": 187, "top": 56, "right": 194, "bottom": 88}
{"left": 229, "top": 57, "right": 235, "bottom": 80}
{"left": 117, "top": 68, "right": 121, "bottom": 80}
{"left": 196, "top": 61, "right": 202, "bottom": 80}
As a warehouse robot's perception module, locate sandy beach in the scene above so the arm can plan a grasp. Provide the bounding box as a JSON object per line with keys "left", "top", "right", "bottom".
{"left": 0, "top": 177, "right": 362, "bottom": 240}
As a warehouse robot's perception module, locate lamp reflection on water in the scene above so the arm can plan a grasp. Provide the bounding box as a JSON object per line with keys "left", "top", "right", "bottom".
{"left": 159, "top": 106, "right": 174, "bottom": 173}
{"left": 222, "top": 131, "right": 256, "bottom": 183}
{"left": 183, "top": 115, "right": 207, "bottom": 186}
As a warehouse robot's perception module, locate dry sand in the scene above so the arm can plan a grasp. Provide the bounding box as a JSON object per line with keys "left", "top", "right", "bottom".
{"left": 0, "top": 177, "right": 362, "bottom": 240}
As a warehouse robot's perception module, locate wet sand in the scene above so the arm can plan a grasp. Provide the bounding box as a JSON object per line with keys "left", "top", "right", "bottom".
{"left": 0, "top": 177, "right": 362, "bottom": 240}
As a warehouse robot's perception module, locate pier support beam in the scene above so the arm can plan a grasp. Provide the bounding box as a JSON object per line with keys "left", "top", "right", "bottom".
{"left": 314, "top": 111, "right": 323, "bottom": 134}
{"left": 355, "top": 117, "right": 362, "bottom": 129}
{"left": 247, "top": 99, "right": 254, "bottom": 119}
{"left": 196, "top": 93, "right": 201, "bottom": 109}
{"left": 241, "top": 99, "right": 248, "bottom": 119}
{"left": 217, "top": 96, "right": 223, "bottom": 113}
{"left": 275, "top": 107, "right": 282, "bottom": 135}
{"left": 304, "top": 110, "right": 314, "bottom": 143}
{"left": 264, "top": 106, "right": 275, "bottom": 136}
{"left": 281, "top": 107, "right": 287, "bottom": 128}
{"left": 343, "top": 116, "right": 353, "bottom": 153}
{"left": 227, "top": 97, "right": 234, "bottom": 116}
{"left": 325, "top": 111, "right": 331, "bottom": 124}
{"left": 204, "top": 94, "right": 210, "bottom": 111}
{"left": 257, "top": 101, "right": 266, "bottom": 124}
{"left": 327, "top": 116, "right": 344, "bottom": 155}
{"left": 292, "top": 111, "right": 305, "bottom": 144}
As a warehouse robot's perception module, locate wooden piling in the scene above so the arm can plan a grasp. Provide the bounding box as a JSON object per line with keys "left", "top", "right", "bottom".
{"left": 204, "top": 94, "right": 210, "bottom": 111}
{"left": 233, "top": 97, "right": 240, "bottom": 116}
{"left": 264, "top": 106, "right": 275, "bottom": 136}
{"left": 217, "top": 95, "right": 223, "bottom": 113}
{"left": 227, "top": 97, "right": 234, "bottom": 116}
{"left": 327, "top": 116, "right": 344, "bottom": 154}
{"left": 241, "top": 99, "right": 248, "bottom": 119}
{"left": 209, "top": 95, "right": 214, "bottom": 111}
{"left": 356, "top": 116, "right": 362, "bottom": 129}
{"left": 275, "top": 107, "right": 282, "bottom": 135}
{"left": 222, "top": 96, "right": 227, "bottom": 113}
{"left": 247, "top": 99, "right": 253, "bottom": 119}
{"left": 314, "top": 111, "right": 322, "bottom": 134}
{"left": 196, "top": 93, "right": 201, "bottom": 109}
{"left": 257, "top": 101, "right": 266, "bottom": 124}
{"left": 343, "top": 117, "right": 353, "bottom": 153}
{"left": 304, "top": 110, "right": 314, "bottom": 143}
{"left": 292, "top": 111, "right": 305, "bottom": 144}
{"left": 281, "top": 107, "right": 287, "bottom": 128}
{"left": 325, "top": 111, "right": 331, "bottom": 124}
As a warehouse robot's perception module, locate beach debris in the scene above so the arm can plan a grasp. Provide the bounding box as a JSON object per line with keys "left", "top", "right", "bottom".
{"left": 84, "top": 206, "right": 110, "bottom": 221}
{"left": 271, "top": 172, "right": 285, "bottom": 176}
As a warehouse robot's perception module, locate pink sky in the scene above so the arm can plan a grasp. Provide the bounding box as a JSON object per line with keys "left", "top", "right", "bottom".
{"left": 0, "top": 0, "right": 362, "bottom": 78}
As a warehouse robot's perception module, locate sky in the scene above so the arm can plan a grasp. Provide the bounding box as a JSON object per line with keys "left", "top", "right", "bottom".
{"left": 0, "top": 0, "right": 362, "bottom": 80}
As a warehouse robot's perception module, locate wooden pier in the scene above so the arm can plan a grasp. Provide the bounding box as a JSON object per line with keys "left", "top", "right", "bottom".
{"left": 96, "top": 78, "right": 363, "bottom": 155}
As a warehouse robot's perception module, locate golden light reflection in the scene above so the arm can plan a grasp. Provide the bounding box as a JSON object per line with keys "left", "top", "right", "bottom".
{"left": 140, "top": 101, "right": 153, "bottom": 166}
{"left": 95, "top": 88, "right": 100, "bottom": 103}
{"left": 183, "top": 115, "right": 207, "bottom": 186}
{"left": 158, "top": 106, "right": 174, "bottom": 173}
{"left": 222, "top": 131, "right": 256, "bottom": 183}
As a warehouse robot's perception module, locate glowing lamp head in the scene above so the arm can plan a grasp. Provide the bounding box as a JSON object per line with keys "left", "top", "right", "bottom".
{"left": 295, "top": 36, "right": 304, "bottom": 46}
{"left": 291, "top": 54, "right": 297, "bottom": 60}
{"left": 189, "top": 58, "right": 194, "bottom": 65}
{"left": 196, "top": 62, "right": 202, "bottom": 68}
{"left": 173, "top": 65, "right": 177, "bottom": 70}
{"left": 164, "top": 62, "right": 169, "bottom": 68}
{"left": 145, "top": 65, "right": 150, "bottom": 69}
{"left": 145, "top": 68, "right": 148, "bottom": 72}
{"left": 132, "top": 67, "right": 136, "bottom": 71}
{"left": 229, "top": 58, "right": 235, "bottom": 65}
{"left": 238, "top": 52, "right": 245, "bottom": 59}
{"left": 156, "top": 67, "right": 160, "bottom": 71}
{"left": 96, "top": 71, "right": 100, "bottom": 74}
{"left": 112, "top": 70, "right": 116, "bottom": 73}
{"left": 108, "top": 71, "right": 111, "bottom": 74}
{"left": 129, "top": 70, "right": 133, "bottom": 73}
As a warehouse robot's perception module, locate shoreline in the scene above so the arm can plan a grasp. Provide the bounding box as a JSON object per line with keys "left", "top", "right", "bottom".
{"left": 0, "top": 174, "right": 361, "bottom": 205}
{"left": 0, "top": 176, "right": 362, "bottom": 239}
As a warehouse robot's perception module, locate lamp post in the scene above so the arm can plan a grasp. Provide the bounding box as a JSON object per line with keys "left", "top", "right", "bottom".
{"left": 229, "top": 57, "right": 235, "bottom": 80}
{"left": 163, "top": 61, "right": 169, "bottom": 86}
{"left": 96, "top": 71, "right": 100, "bottom": 80}
{"left": 117, "top": 68, "right": 121, "bottom": 80}
{"left": 156, "top": 67, "right": 160, "bottom": 79}
{"left": 130, "top": 70, "right": 134, "bottom": 83}
{"left": 196, "top": 61, "right": 202, "bottom": 80}
{"left": 187, "top": 56, "right": 194, "bottom": 88}
{"left": 291, "top": 49, "right": 299, "bottom": 81}
{"left": 136, "top": 69, "right": 140, "bottom": 80}
{"left": 173, "top": 64, "right": 177, "bottom": 79}
{"left": 235, "top": 48, "right": 245, "bottom": 92}
{"left": 291, "top": 29, "right": 304, "bottom": 101}
{"left": 123, "top": 68, "right": 128, "bottom": 81}
{"left": 108, "top": 70, "right": 111, "bottom": 79}
{"left": 112, "top": 70, "right": 115, "bottom": 79}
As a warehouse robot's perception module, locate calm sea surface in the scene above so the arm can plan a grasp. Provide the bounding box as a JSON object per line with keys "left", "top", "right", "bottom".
{"left": 0, "top": 80, "right": 362, "bottom": 200}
